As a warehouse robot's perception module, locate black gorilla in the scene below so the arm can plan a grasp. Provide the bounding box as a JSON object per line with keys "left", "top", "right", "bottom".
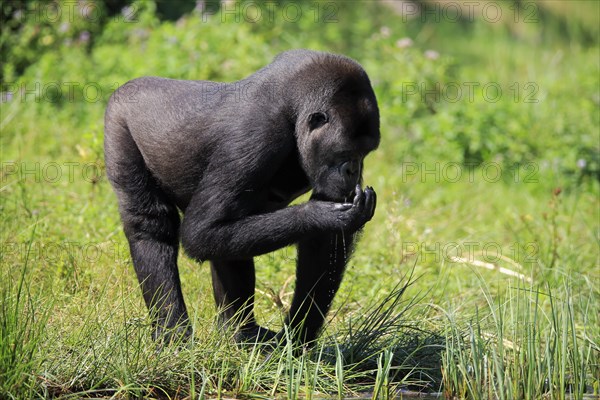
{"left": 104, "top": 49, "right": 380, "bottom": 345}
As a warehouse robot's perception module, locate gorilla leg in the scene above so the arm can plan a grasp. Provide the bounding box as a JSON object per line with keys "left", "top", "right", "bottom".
{"left": 211, "top": 259, "right": 276, "bottom": 342}
{"left": 105, "top": 124, "right": 190, "bottom": 342}
{"left": 125, "top": 206, "right": 190, "bottom": 342}
{"left": 286, "top": 232, "right": 355, "bottom": 345}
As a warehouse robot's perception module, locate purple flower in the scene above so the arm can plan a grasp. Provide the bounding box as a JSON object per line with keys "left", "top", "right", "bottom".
{"left": 122, "top": 5, "right": 134, "bottom": 21}
{"left": 424, "top": 50, "right": 440, "bottom": 60}
{"left": 1, "top": 92, "right": 13, "bottom": 103}
{"left": 396, "top": 37, "right": 413, "bottom": 49}
{"left": 79, "top": 31, "right": 90, "bottom": 43}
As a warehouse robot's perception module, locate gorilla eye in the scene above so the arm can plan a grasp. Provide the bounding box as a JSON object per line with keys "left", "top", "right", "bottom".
{"left": 308, "top": 112, "right": 329, "bottom": 131}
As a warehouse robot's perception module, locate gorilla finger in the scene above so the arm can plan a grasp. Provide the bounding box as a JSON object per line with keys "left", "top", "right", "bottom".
{"left": 334, "top": 203, "right": 353, "bottom": 211}
{"left": 353, "top": 184, "right": 364, "bottom": 207}
{"left": 369, "top": 189, "right": 377, "bottom": 219}
{"left": 364, "top": 188, "right": 375, "bottom": 220}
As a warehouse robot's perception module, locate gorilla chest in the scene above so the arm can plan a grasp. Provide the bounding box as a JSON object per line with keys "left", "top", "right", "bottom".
{"left": 262, "top": 151, "right": 311, "bottom": 211}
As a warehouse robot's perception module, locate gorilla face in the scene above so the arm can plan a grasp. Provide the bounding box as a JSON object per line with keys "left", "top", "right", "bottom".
{"left": 297, "top": 86, "right": 380, "bottom": 202}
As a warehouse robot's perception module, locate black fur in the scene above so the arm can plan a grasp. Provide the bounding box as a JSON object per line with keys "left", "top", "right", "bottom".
{"left": 104, "top": 49, "right": 380, "bottom": 345}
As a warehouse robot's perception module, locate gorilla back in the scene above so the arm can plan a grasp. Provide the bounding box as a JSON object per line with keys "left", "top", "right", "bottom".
{"left": 104, "top": 49, "right": 380, "bottom": 345}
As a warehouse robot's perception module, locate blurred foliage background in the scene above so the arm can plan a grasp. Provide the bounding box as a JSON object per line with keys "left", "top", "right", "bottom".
{"left": 1, "top": 0, "right": 599, "bottom": 180}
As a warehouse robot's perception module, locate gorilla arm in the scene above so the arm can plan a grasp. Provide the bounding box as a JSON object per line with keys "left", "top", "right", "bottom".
{"left": 180, "top": 176, "right": 376, "bottom": 262}
{"left": 286, "top": 192, "right": 371, "bottom": 344}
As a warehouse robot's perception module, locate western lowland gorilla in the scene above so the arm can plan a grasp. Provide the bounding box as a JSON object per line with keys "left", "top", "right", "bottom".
{"left": 104, "top": 49, "right": 380, "bottom": 346}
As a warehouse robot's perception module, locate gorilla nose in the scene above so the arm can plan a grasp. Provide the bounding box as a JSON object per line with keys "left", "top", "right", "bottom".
{"left": 340, "top": 160, "right": 360, "bottom": 179}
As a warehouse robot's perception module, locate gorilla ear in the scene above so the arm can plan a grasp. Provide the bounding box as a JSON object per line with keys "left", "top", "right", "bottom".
{"left": 308, "top": 112, "right": 329, "bottom": 131}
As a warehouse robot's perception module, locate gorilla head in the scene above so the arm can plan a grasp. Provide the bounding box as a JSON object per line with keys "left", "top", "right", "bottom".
{"left": 283, "top": 52, "right": 381, "bottom": 202}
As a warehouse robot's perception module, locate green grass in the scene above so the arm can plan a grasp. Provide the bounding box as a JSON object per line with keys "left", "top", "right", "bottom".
{"left": 1, "top": 0, "right": 599, "bottom": 398}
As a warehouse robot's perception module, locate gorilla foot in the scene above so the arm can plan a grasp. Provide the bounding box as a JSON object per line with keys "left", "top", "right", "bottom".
{"left": 234, "top": 323, "right": 277, "bottom": 346}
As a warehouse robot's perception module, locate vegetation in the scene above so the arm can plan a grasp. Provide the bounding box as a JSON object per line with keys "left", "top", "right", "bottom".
{"left": 1, "top": 0, "right": 598, "bottom": 398}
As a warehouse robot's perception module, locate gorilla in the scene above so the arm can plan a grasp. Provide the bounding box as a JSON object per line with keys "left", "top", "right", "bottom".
{"left": 104, "top": 49, "right": 380, "bottom": 346}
